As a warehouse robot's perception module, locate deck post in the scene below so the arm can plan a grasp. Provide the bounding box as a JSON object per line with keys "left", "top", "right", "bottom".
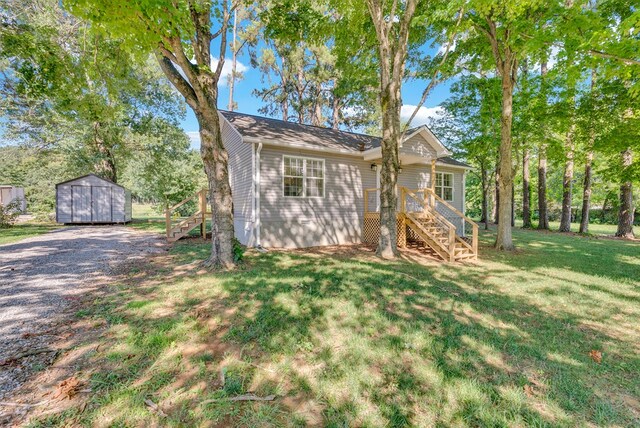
{"left": 431, "top": 159, "right": 436, "bottom": 208}
{"left": 472, "top": 223, "right": 478, "bottom": 260}
{"left": 364, "top": 189, "right": 369, "bottom": 214}
{"left": 199, "top": 189, "right": 206, "bottom": 238}
{"left": 449, "top": 227, "right": 456, "bottom": 262}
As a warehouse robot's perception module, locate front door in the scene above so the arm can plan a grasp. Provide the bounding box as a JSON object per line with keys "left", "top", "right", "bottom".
{"left": 71, "top": 186, "right": 92, "bottom": 222}
{"left": 92, "top": 186, "right": 112, "bottom": 222}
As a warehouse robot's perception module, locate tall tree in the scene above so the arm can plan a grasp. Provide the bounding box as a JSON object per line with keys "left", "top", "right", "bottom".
{"left": 616, "top": 147, "right": 635, "bottom": 238}
{"left": 537, "top": 60, "right": 550, "bottom": 230}
{"left": 70, "top": 0, "right": 241, "bottom": 269}
{"left": 364, "top": 0, "right": 417, "bottom": 258}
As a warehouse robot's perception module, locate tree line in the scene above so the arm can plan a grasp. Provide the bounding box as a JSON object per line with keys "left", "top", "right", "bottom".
{"left": 2, "top": 0, "right": 638, "bottom": 268}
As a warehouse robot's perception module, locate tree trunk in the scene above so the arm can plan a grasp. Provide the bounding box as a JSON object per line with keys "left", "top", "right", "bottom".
{"left": 559, "top": 117, "right": 576, "bottom": 232}
{"left": 495, "top": 68, "right": 515, "bottom": 250}
{"left": 579, "top": 69, "right": 596, "bottom": 234}
{"left": 93, "top": 121, "right": 117, "bottom": 183}
{"left": 331, "top": 94, "right": 341, "bottom": 130}
{"left": 511, "top": 182, "right": 515, "bottom": 227}
{"left": 480, "top": 163, "right": 489, "bottom": 230}
{"left": 579, "top": 149, "right": 594, "bottom": 233}
{"left": 537, "top": 61, "right": 549, "bottom": 230}
{"left": 616, "top": 148, "right": 635, "bottom": 238}
{"left": 377, "top": 87, "right": 400, "bottom": 258}
{"left": 198, "top": 109, "right": 236, "bottom": 269}
{"left": 522, "top": 148, "right": 531, "bottom": 228}
{"left": 227, "top": 10, "right": 237, "bottom": 111}
{"left": 493, "top": 163, "right": 500, "bottom": 223}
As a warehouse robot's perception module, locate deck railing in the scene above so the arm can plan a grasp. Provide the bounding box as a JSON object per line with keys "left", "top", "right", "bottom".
{"left": 363, "top": 186, "right": 478, "bottom": 260}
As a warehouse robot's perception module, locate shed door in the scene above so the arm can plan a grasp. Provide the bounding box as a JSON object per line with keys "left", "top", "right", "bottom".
{"left": 71, "top": 186, "right": 92, "bottom": 222}
{"left": 92, "top": 186, "right": 112, "bottom": 222}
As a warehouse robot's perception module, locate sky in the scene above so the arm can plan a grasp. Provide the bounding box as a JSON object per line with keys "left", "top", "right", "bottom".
{"left": 182, "top": 45, "right": 455, "bottom": 149}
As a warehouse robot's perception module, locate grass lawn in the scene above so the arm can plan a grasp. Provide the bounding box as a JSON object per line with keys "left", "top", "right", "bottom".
{"left": 0, "top": 223, "right": 60, "bottom": 245}
{"left": 29, "top": 227, "right": 639, "bottom": 427}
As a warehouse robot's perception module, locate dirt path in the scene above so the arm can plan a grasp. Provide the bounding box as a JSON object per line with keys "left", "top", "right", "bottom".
{"left": 0, "top": 226, "right": 165, "bottom": 402}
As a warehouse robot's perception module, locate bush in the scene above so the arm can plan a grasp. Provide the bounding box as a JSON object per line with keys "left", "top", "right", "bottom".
{"left": 0, "top": 200, "right": 21, "bottom": 228}
{"left": 232, "top": 238, "right": 245, "bottom": 263}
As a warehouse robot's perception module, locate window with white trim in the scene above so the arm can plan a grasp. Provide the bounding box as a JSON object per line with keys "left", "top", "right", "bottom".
{"left": 435, "top": 172, "right": 454, "bottom": 201}
{"left": 283, "top": 156, "right": 325, "bottom": 197}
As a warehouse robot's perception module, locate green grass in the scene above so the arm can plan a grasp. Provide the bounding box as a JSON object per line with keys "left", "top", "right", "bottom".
{"left": 511, "top": 219, "right": 640, "bottom": 237}
{"left": 29, "top": 227, "right": 640, "bottom": 427}
{"left": 0, "top": 223, "right": 60, "bottom": 245}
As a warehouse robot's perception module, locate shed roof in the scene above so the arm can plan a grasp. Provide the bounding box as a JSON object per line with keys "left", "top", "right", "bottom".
{"left": 55, "top": 174, "right": 125, "bottom": 189}
{"left": 220, "top": 110, "right": 472, "bottom": 169}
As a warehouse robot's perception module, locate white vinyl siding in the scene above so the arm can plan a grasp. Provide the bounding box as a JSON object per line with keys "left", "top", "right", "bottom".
{"left": 220, "top": 114, "right": 253, "bottom": 245}
{"left": 283, "top": 155, "right": 325, "bottom": 198}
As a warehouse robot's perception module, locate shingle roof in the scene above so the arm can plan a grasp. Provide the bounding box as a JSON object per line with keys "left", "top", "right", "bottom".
{"left": 438, "top": 157, "right": 472, "bottom": 168}
{"left": 220, "top": 110, "right": 471, "bottom": 169}
{"left": 220, "top": 110, "right": 381, "bottom": 152}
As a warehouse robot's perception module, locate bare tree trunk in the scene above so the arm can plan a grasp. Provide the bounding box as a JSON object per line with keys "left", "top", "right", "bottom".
{"left": 522, "top": 147, "right": 531, "bottom": 228}
{"left": 491, "top": 169, "right": 498, "bottom": 224}
{"left": 480, "top": 162, "right": 489, "bottom": 230}
{"left": 511, "top": 182, "right": 515, "bottom": 227}
{"left": 537, "top": 144, "right": 549, "bottom": 229}
{"left": 198, "top": 109, "right": 235, "bottom": 269}
{"left": 494, "top": 163, "right": 500, "bottom": 223}
{"left": 227, "top": 9, "right": 237, "bottom": 111}
{"left": 616, "top": 148, "right": 635, "bottom": 238}
{"left": 93, "top": 121, "right": 117, "bottom": 183}
{"left": 537, "top": 61, "right": 549, "bottom": 230}
{"left": 579, "top": 149, "right": 594, "bottom": 233}
{"left": 378, "top": 88, "right": 400, "bottom": 258}
{"left": 331, "top": 94, "right": 341, "bottom": 130}
{"left": 495, "top": 68, "right": 515, "bottom": 250}
{"left": 154, "top": 3, "right": 236, "bottom": 269}
{"left": 559, "top": 115, "right": 576, "bottom": 232}
{"left": 579, "top": 69, "right": 597, "bottom": 234}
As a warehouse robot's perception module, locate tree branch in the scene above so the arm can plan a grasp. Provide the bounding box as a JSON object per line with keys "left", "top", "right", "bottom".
{"left": 155, "top": 50, "right": 198, "bottom": 110}
{"left": 402, "top": 7, "right": 464, "bottom": 135}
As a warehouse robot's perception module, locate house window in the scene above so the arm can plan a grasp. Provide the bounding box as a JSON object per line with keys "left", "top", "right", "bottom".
{"left": 283, "top": 156, "right": 325, "bottom": 197}
{"left": 435, "top": 172, "right": 454, "bottom": 201}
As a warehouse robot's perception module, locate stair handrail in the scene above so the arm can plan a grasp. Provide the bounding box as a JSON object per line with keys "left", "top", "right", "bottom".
{"left": 402, "top": 187, "right": 457, "bottom": 232}
{"left": 423, "top": 188, "right": 478, "bottom": 258}
{"left": 165, "top": 189, "right": 208, "bottom": 240}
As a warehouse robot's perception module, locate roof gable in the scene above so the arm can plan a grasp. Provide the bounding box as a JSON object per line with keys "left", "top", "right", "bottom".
{"left": 55, "top": 173, "right": 124, "bottom": 188}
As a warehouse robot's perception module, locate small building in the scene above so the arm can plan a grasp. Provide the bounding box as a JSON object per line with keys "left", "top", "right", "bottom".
{"left": 56, "top": 174, "right": 131, "bottom": 224}
{"left": 0, "top": 185, "right": 26, "bottom": 212}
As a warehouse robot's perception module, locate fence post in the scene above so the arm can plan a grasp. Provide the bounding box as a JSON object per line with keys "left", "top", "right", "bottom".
{"left": 472, "top": 223, "right": 478, "bottom": 260}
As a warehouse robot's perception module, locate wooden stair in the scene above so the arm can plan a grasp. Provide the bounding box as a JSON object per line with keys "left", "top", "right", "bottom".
{"left": 400, "top": 187, "right": 478, "bottom": 262}
{"left": 167, "top": 211, "right": 204, "bottom": 242}
{"left": 165, "top": 189, "right": 209, "bottom": 242}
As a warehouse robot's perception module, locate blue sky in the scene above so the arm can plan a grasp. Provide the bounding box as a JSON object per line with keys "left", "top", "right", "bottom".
{"left": 182, "top": 46, "right": 455, "bottom": 149}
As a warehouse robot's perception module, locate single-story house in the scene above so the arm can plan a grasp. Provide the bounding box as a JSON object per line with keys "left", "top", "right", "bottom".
{"left": 56, "top": 174, "right": 132, "bottom": 224}
{"left": 167, "top": 111, "right": 477, "bottom": 260}
{"left": 0, "top": 185, "right": 26, "bottom": 212}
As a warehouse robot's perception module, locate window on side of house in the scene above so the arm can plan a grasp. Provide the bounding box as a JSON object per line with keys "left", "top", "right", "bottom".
{"left": 435, "top": 172, "right": 454, "bottom": 202}
{"left": 283, "top": 156, "right": 325, "bottom": 197}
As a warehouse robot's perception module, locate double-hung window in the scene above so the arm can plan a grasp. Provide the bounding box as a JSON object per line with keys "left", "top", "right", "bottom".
{"left": 435, "top": 172, "right": 454, "bottom": 202}
{"left": 283, "top": 156, "right": 325, "bottom": 197}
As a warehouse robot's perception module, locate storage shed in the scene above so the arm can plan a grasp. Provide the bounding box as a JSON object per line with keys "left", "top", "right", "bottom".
{"left": 0, "top": 185, "right": 26, "bottom": 212}
{"left": 56, "top": 174, "right": 132, "bottom": 224}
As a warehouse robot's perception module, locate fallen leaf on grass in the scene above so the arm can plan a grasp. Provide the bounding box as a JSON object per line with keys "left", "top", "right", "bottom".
{"left": 144, "top": 399, "right": 167, "bottom": 417}
{"left": 523, "top": 384, "right": 535, "bottom": 397}
{"left": 53, "top": 376, "right": 84, "bottom": 400}
{"left": 589, "top": 350, "right": 602, "bottom": 364}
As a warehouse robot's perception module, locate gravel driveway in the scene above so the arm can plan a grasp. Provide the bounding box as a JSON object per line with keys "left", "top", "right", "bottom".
{"left": 0, "top": 226, "right": 165, "bottom": 400}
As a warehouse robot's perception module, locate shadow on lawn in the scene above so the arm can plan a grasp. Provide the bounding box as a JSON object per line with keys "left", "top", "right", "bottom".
{"left": 27, "top": 239, "right": 640, "bottom": 427}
